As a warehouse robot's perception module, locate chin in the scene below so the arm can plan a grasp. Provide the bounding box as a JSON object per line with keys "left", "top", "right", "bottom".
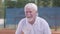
{"left": 27, "top": 18, "right": 33, "bottom": 22}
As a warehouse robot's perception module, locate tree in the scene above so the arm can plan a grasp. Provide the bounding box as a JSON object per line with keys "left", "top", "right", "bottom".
{"left": 53, "top": 0, "right": 60, "bottom": 7}
{"left": 5, "top": 0, "right": 35, "bottom": 8}
{"left": 5, "top": 1, "right": 16, "bottom": 8}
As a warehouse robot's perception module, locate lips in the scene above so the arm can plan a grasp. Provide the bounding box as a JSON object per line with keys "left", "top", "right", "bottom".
{"left": 27, "top": 14, "right": 33, "bottom": 18}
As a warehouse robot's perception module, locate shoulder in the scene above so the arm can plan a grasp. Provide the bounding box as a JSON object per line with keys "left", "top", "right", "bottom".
{"left": 37, "top": 17, "right": 47, "bottom": 22}
{"left": 18, "top": 18, "right": 26, "bottom": 26}
{"left": 37, "top": 17, "right": 49, "bottom": 26}
{"left": 19, "top": 18, "right": 26, "bottom": 23}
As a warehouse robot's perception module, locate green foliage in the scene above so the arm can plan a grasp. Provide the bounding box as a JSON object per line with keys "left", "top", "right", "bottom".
{"left": 5, "top": 0, "right": 35, "bottom": 8}
{"left": 5, "top": 0, "right": 60, "bottom": 8}
{"left": 53, "top": 0, "right": 60, "bottom": 7}
{"left": 5, "top": 1, "right": 16, "bottom": 8}
{"left": 0, "top": 10, "right": 4, "bottom": 18}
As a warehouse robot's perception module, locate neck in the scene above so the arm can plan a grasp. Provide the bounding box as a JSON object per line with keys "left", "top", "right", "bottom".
{"left": 29, "top": 17, "right": 36, "bottom": 25}
{"left": 29, "top": 19, "right": 35, "bottom": 25}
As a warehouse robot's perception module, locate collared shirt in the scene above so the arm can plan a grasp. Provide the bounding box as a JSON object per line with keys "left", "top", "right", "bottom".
{"left": 15, "top": 17, "right": 51, "bottom": 34}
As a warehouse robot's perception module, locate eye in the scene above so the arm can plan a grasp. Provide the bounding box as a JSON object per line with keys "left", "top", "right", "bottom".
{"left": 26, "top": 11, "right": 32, "bottom": 13}
{"left": 29, "top": 11, "right": 32, "bottom": 13}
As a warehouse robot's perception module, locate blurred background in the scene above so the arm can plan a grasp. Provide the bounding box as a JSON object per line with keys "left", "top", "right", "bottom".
{"left": 0, "top": 0, "right": 60, "bottom": 34}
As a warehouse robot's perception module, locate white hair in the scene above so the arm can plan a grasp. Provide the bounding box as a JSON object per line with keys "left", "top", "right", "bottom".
{"left": 24, "top": 3, "right": 38, "bottom": 16}
{"left": 24, "top": 3, "right": 38, "bottom": 11}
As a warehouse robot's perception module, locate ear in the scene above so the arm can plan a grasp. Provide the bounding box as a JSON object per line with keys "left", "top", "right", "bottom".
{"left": 36, "top": 11, "right": 38, "bottom": 16}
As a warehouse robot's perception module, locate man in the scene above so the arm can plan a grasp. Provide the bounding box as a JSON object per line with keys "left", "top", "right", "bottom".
{"left": 15, "top": 3, "right": 51, "bottom": 34}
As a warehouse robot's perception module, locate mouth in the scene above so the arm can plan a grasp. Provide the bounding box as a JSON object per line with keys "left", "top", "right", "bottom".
{"left": 26, "top": 14, "right": 32, "bottom": 18}
{"left": 27, "top": 16, "right": 33, "bottom": 19}
{"left": 27, "top": 17, "right": 32, "bottom": 19}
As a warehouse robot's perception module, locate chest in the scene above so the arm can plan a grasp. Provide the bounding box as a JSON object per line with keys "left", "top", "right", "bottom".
{"left": 22, "top": 23, "right": 44, "bottom": 34}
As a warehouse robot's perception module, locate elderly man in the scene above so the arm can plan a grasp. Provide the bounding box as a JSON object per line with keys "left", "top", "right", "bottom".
{"left": 15, "top": 3, "right": 51, "bottom": 34}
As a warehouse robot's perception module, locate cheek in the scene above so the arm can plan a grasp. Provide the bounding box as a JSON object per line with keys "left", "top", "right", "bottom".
{"left": 32, "top": 13, "right": 36, "bottom": 16}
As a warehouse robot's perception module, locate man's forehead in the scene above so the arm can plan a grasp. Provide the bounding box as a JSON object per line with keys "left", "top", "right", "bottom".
{"left": 25, "top": 7, "right": 36, "bottom": 12}
{"left": 26, "top": 7, "right": 33, "bottom": 10}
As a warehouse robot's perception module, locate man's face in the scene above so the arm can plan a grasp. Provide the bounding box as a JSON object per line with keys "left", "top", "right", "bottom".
{"left": 25, "top": 7, "right": 37, "bottom": 22}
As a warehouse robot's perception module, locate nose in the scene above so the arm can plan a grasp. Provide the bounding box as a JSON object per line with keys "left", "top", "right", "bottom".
{"left": 27, "top": 12, "right": 31, "bottom": 15}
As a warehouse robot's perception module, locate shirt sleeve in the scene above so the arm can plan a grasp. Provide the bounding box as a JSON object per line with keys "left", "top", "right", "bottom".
{"left": 43, "top": 19, "right": 51, "bottom": 34}
{"left": 15, "top": 20, "right": 23, "bottom": 34}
